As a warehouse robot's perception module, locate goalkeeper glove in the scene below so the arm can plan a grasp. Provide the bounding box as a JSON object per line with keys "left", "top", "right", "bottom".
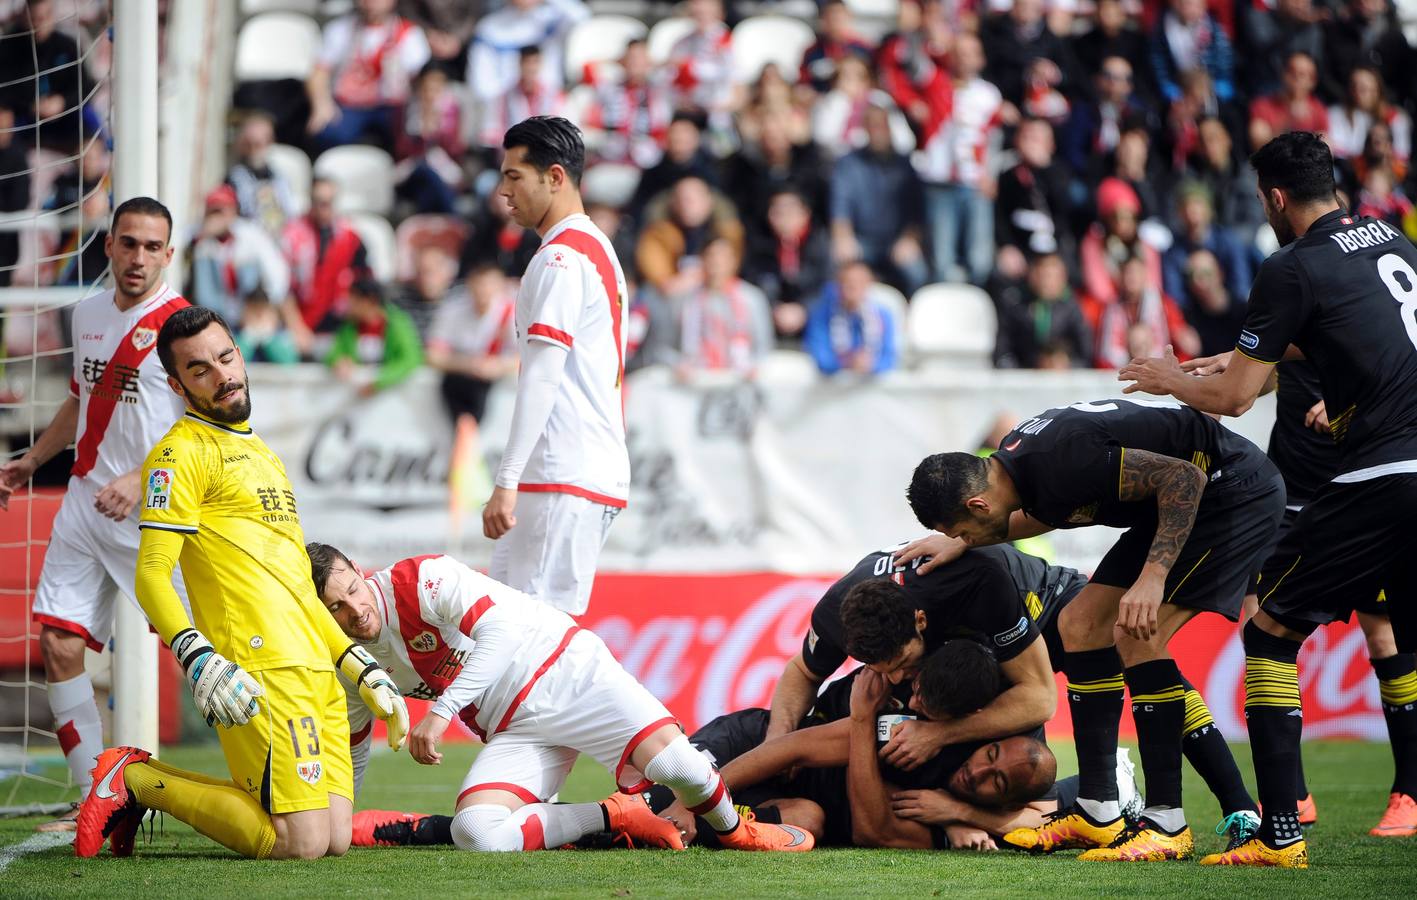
{"left": 338, "top": 644, "right": 409, "bottom": 750}
{"left": 171, "top": 628, "right": 263, "bottom": 728}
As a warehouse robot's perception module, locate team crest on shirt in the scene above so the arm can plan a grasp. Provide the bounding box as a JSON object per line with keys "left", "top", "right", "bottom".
{"left": 131, "top": 326, "right": 157, "bottom": 351}
{"left": 410, "top": 631, "right": 438, "bottom": 653}
{"left": 296, "top": 761, "right": 323, "bottom": 786}
{"left": 1066, "top": 502, "right": 1098, "bottom": 524}
{"left": 145, "top": 469, "right": 173, "bottom": 509}
{"left": 546, "top": 250, "right": 569, "bottom": 269}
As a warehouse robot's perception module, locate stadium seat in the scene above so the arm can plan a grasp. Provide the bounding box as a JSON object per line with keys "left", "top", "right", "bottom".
{"left": 581, "top": 163, "right": 641, "bottom": 209}
{"left": 234, "top": 13, "right": 322, "bottom": 82}
{"left": 394, "top": 214, "right": 469, "bottom": 280}
{"left": 844, "top": 0, "right": 900, "bottom": 15}
{"left": 907, "top": 282, "right": 997, "bottom": 370}
{"left": 1256, "top": 223, "right": 1280, "bottom": 259}
{"left": 757, "top": 349, "right": 819, "bottom": 384}
{"left": 647, "top": 16, "right": 695, "bottom": 64}
{"left": 313, "top": 145, "right": 395, "bottom": 217}
{"left": 264, "top": 143, "right": 312, "bottom": 216}
{"left": 564, "top": 15, "right": 648, "bottom": 83}
{"left": 346, "top": 212, "right": 397, "bottom": 283}
{"left": 239, "top": 0, "right": 319, "bottom": 15}
{"left": 731, "top": 16, "right": 817, "bottom": 84}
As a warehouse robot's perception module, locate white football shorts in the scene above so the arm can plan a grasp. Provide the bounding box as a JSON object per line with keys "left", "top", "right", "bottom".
{"left": 489, "top": 490, "right": 619, "bottom": 616}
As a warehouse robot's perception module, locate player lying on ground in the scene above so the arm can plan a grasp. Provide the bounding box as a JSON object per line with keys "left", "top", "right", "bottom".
{"left": 76, "top": 306, "right": 410, "bottom": 860}
{"left": 309, "top": 544, "right": 812, "bottom": 852}
{"left": 908, "top": 397, "right": 1283, "bottom": 862}
{"left": 777, "top": 539, "right": 1259, "bottom": 846}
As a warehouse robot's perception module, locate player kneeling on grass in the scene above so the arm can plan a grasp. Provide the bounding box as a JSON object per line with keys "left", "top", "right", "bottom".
{"left": 308, "top": 544, "right": 812, "bottom": 852}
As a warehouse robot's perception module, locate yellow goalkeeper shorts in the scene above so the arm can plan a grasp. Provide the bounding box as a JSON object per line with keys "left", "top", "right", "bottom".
{"left": 215, "top": 666, "right": 353, "bottom": 815}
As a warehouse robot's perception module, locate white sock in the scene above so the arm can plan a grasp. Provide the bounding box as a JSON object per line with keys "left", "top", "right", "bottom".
{"left": 642, "top": 735, "right": 740, "bottom": 833}
{"left": 449, "top": 802, "right": 606, "bottom": 851}
{"left": 47, "top": 674, "right": 102, "bottom": 791}
{"left": 1076, "top": 797, "right": 1121, "bottom": 823}
{"left": 1142, "top": 805, "right": 1186, "bottom": 833}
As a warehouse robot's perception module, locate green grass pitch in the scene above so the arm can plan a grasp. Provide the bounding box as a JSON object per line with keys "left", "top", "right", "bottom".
{"left": 1, "top": 740, "right": 1413, "bottom": 898}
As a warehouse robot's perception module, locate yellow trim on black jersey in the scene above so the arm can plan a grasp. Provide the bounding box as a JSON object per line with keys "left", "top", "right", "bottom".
{"left": 1232, "top": 346, "right": 1279, "bottom": 365}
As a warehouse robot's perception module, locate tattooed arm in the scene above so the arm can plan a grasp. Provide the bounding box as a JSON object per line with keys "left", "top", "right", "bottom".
{"left": 1114, "top": 448, "right": 1208, "bottom": 640}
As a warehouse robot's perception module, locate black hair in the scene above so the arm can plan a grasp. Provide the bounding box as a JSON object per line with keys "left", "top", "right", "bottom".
{"left": 519, "top": 45, "right": 543, "bottom": 60}
{"left": 156, "top": 306, "right": 235, "bottom": 380}
{"left": 306, "top": 542, "right": 353, "bottom": 597}
{"left": 915, "top": 640, "right": 1003, "bottom": 720}
{"left": 670, "top": 109, "right": 707, "bottom": 131}
{"left": 503, "top": 115, "right": 585, "bottom": 187}
{"left": 907, "top": 452, "right": 991, "bottom": 529}
{"left": 349, "top": 277, "right": 384, "bottom": 303}
{"left": 840, "top": 580, "right": 918, "bottom": 664}
{"left": 1249, "top": 132, "right": 1336, "bottom": 203}
{"left": 111, "top": 196, "right": 173, "bottom": 243}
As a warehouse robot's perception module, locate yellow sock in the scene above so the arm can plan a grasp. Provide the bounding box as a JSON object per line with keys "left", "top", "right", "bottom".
{"left": 141, "top": 755, "right": 235, "bottom": 788}
{"left": 124, "top": 761, "right": 277, "bottom": 859}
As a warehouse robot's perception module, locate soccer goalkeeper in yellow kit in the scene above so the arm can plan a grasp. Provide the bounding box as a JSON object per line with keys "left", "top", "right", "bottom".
{"left": 76, "top": 306, "right": 409, "bottom": 860}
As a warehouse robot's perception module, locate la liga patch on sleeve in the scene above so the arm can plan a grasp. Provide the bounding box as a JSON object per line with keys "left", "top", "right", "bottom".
{"left": 145, "top": 468, "right": 174, "bottom": 510}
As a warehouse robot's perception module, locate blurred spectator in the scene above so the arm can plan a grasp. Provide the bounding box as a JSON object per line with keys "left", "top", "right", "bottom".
{"left": 1248, "top": 51, "right": 1328, "bottom": 152}
{"left": 326, "top": 278, "right": 424, "bottom": 396}
{"left": 479, "top": 46, "right": 566, "bottom": 150}
{"left": 1242, "top": 0, "right": 1324, "bottom": 99}
{"left": 1061, "top": 56, "right": 1157, "bottom": 180}
{"left": 1080, "top": 177, "right": 1162, "bottom": 307}
{"left": 743, "top": 187, "right": 831, "bottom": 337}
{"left": 188, "top": 185, "right": 291, "bottom": 328}
{"left": 464, "top": 188, "right": 540, "bottom": 276}
{"left": 670, "top": 237, "right": 773, "bottom": 377}
{"left": 1095, "top": 253, "right": 1197, "bottom": 368}
{"left": 226, "top": 112, "right": 297, "bottom": 240}
{"left": 995, "top": 118, "right": 1074, "bottom": 259}
{"left": 1164, "top": 67, "right": 1243, "bottom": 171}
{"left": 0, "top": 104, "right": 29, "bottom": 290}
{"left": 586, "top": 201, "right": 637, "bottom": 276}
{"left": 722, "top": 115, "right": 830, "bottom": 237}
{"left": 812, "top": 59, "right": 916, "bottom": 159}
{"left": 1150, "top": 0, "right": 1235, "bottom": 104}
{"left": 981, "top": 0, "right": 1081, "bottom": 114}
{"left": 629, "top": 111, "right": 718, "bottom": 218}
{"left": 799, "top": 0, "right": 875, "bottom": 95}
{"left": 668, "top": 0, "right": 739, "bottom": 122}
{"left": 915, "top": 31, "right": 1002, "bottom": 286}
{"left": 585, "top": 39, "right": 672, "bottom": 168}
{"left": 44, "top": 138, "right": 110, "bottom": 286}
{"left": 1162, "top": 182, "right": 1251, "bottom": 311}
{"left": 1351, "top": 119, "right": 1408, "bottom": 189}
{"left": 283, "top": 177, "right": 370, "bottom": 350}
{"left": 1328, "top": 66, "right": 1411, "bottom": 162}
{"left": 306, "top": 0, "right": 431, "bottom": 152}
{"left": 394, "top": 244, "right": 457, "bottom": 339}
{"left": 394, "top": 64, "right": 466, "bottom": 214}
{"left": 803, "top": 260, "right": 900, "bottom": 375}
{"left": 738, "top": 64, "right": 814, "bottom": 149}
{"left": 0, "top": 0, "right": 88, "bottom": 153}
{"left": 1355, "top": 165, "right": 1413, "bottom": 229}
{"left": 877, "top": 0, "right": 952, "bottom": 141}
{"left": 467, "top": 0, "right": 587, "bottom": 104}
{"left": 1072, "top": 0, "right": 1156, "bottom": 103}
{"left": 992, "top": 252, "right": 1093, "bottom": 368}
{"left": 425, "top": 261, "right": 519, "bottom": 424}
{"left": 1322, "top": 0, "right": 1414, "bottom": 109}
{"left": 234, "top": 288, "right": 301, "bottom": 365}
{"left": 1111, "top": 125, "right": 1168, "bottom": 224}
{"left": 399, "top": 0, "right": 481, "bottom": 69}
{"left": 1036, "top": 340, "right": 1077, "bottom": 370}
{"left": 829, "top": 103, "right": 929, "bottom": 295}
{"left": 1181, "top": 248, "right": 1248, "bottom": 356}
{"left": 1182, "top": 115, "right": 1262, "bottom": 233}
{"left": 637, "top": 176, "right": 745, "bottom": 297}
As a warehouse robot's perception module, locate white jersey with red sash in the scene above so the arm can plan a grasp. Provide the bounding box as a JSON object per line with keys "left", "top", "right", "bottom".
{"left": 69, "top": 284, "right": 188, "bottom": 489}
{"left": 512, "top": 214, "right": 631, "bottom": 507}
{"left": 344, "top": 555, "right": 578, "bottom": 751}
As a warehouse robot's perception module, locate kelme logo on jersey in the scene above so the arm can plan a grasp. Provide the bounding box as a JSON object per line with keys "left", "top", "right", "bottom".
{"left": 410, "top": 631, "right": 438, "bottom": 653}
{"left": 1238, "top": 330, "right": 1260, "bottom": 350}
{"left": 145, "top": 468, "right": 173, "bottom": 510}
{"left": 131, "top": 326, "right": 157, "bottom": 350}
{"left": 994, "top": 616, "right": 1030, "bottom": 646}
{"left": 296, "top": 760, "right": 323, "bottom": 786}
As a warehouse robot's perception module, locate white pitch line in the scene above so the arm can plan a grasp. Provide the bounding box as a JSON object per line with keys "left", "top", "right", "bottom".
{"left": 0, "top": 832, "right": 72, "bottom": 873}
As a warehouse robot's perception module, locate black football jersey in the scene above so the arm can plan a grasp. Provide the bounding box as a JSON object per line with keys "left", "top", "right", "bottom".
{"left": 1269, "top": 360, "right": 1341, "bottom": 506}
{"left": 991, "top": 398, "right": 1270, "bottom": 530}
{"left": 1239, "top": 210, "right": 1417, "bottom": 475}
{"left": 800, "top": 542, "right": 1079, "bottom": 678}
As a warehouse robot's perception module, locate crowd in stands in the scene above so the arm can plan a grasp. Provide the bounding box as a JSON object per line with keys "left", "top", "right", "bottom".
{"left": 7, "top": 0, "right": 1417, "bottom": 423}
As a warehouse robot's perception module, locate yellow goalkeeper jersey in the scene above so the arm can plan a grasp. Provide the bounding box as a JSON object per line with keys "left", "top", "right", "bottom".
{"left": 138, "top": 410, "right": 337, "bottom": 673}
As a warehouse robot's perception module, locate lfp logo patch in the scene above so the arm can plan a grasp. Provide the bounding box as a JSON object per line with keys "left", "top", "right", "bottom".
{"left": 145, "top": 469, "right": 173, "bottom": 509}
